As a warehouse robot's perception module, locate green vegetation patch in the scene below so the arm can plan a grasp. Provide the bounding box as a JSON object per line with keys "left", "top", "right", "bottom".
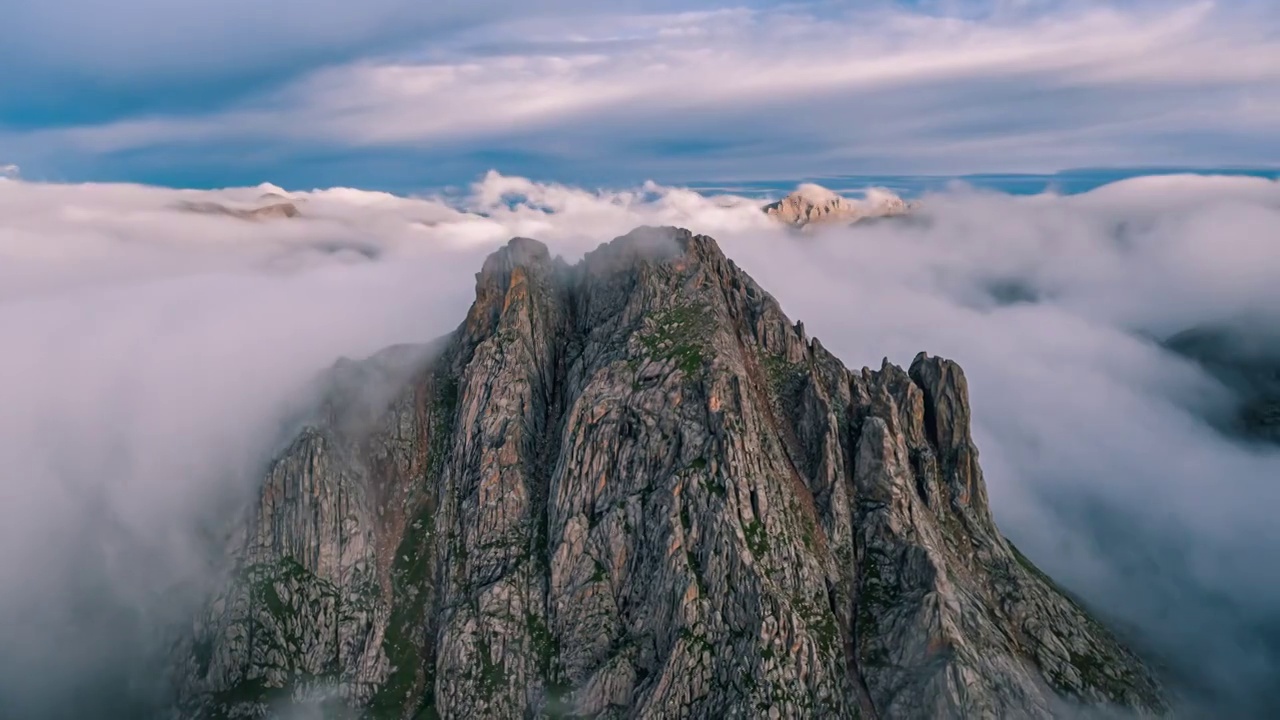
{"left": 591, "top": 558, "right": 610, "bottom": 583}
{"left": 855, "top": 549, "right": 894, "bottom": 668}
{"left": 637, "top": 302, "right": 715, "bottom": 375}
{"left": 700, "top": 476, "right": 727, "bottom": 499}
{"left": 475, "top": 634, "right": 508, "bottom": 701}
{"left": 526, "top": 612, "right": 559, "bottom": 683}
{"left": 240, "top": 556, "right": 345, "bottom": 632}
{"left": 367, "top": 513, "right": 437, "bottom": 718}
{"left": 679, "top": 628, "right": 716, "bottom": 658}
{"left": 428, "top": 373, "right": 459, "bottom": 471}
{"left": 763, "top": 354, "right": 806, "bottom": 400}
{"left": 368, "top": 368, "right": 457, "bottom": 718}
{"left": 791, "top": 594, "right": 841, "bottom": 657}
{"left": 742, "top": 520, "right": 770, "bottom": 558}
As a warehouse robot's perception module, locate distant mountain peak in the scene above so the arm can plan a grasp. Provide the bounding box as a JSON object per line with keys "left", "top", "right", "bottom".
{"left": 763, "top": 184, "right": 916, "bottom": 228}
{"left": 174, "top": 199, "right": 301, "bottom": 221}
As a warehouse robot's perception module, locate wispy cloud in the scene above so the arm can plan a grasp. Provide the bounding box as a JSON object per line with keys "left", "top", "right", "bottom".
{"left": 5, "top": 1, "right": 1278, "bottom": 184}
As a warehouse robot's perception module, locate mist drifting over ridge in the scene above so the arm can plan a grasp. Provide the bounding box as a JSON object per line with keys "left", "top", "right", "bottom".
{"left": 0, "top": 171, "right": 1278, "bottom": 716}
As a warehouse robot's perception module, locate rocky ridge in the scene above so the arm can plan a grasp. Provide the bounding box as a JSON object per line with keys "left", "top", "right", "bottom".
{"left": 176, "top": 200, "right": 302, "bottom": 220}
{"left": 170, "top": 227, "right": 1168, "bottom": 719}
{"left": 763, "top": 185, "right": 915, "bottom": 228}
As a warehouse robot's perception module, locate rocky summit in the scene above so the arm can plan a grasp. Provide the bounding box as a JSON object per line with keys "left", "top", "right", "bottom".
{"left": 763, "top": 185, "right": 914, "bottom": 228}
{"left": 175, "top": 200, "right": 302, "bottom": 220}
{"left": 169, "top": 227, "right": 1168, "bottom": 719}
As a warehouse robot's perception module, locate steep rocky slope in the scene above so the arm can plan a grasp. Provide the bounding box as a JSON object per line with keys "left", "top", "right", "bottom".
{"left": 170, "top": 227, "right": 1167, "bottom": 719}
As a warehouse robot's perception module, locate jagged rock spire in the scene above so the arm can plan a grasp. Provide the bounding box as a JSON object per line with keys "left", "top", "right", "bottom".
{"left": 171, "top": 227, "right": 1167, "bottom": 719}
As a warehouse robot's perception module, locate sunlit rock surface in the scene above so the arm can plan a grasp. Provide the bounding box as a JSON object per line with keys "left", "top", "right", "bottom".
{"left": 763, "top": 185, "right": 915, "bottom": 228}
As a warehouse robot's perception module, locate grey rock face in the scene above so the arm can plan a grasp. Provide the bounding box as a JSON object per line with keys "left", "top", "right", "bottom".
{"left": 172, "top": 227, "right": 1167, "bottom": 719}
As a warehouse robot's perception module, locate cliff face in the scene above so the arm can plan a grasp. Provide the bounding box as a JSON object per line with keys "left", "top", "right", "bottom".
{"left": 171, "top": 227, "right": 1167, "bottom": 719}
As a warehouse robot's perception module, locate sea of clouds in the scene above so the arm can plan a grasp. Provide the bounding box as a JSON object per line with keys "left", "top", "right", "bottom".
{"left": 0, "top": 170, "right": 1278, "bottom": 716}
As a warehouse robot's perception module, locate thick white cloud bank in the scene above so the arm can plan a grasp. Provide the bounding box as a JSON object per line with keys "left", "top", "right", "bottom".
{"left": 0, "top": 171, "right": 1278, "bottom": 713}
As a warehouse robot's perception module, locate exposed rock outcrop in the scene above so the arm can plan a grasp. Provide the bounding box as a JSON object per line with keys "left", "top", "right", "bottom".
{"left": 175, "top": 200, "right": 301, "bottom": 221}
{"left": 170, "top": 227, "right": 1167, "bottom": 719}
{"left": 763, "top": 185, "right": 915, "bottom": 228}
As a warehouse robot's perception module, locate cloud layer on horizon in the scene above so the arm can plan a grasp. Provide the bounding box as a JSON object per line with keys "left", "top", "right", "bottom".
{"left": 0, "top": 171, "right": 1278, "bottom": 714}
{"left": 2, "top": 0, "right": 1278, "bottom": 188}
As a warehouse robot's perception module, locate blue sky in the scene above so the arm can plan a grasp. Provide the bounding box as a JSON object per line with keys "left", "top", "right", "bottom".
{"left": 1, "top": 0, "right": 1277, "bottom": 191}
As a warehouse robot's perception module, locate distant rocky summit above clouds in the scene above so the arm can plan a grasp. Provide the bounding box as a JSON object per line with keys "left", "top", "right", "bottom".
{"left": 169, "top": 182, "right": 305, "bottom": 221}
{"left": 763, "top": 184, "right": 917, "bottom": 228}
{"left": 174, "top": 199, "right": 302, "bottom": 221}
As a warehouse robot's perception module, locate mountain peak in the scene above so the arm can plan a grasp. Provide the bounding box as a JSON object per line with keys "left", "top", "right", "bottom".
{"left": 171, "top": 227, "right": 1168, "bottom": 719}
{"left": 174, "top": 199, "right": 301, "bottom": 220}
{"left": 474, "top": 235, "right": 554, "bottom": 284}
{"left": 580, "top": 225, "right": 729, "bottom": 271}
{"left": 764, "top": 184, "right": 916, "bottom": 228}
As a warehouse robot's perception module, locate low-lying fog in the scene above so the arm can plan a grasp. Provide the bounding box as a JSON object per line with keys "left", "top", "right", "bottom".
{"left": 0, "top": 171, "right": 1277, "bottom": 716}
